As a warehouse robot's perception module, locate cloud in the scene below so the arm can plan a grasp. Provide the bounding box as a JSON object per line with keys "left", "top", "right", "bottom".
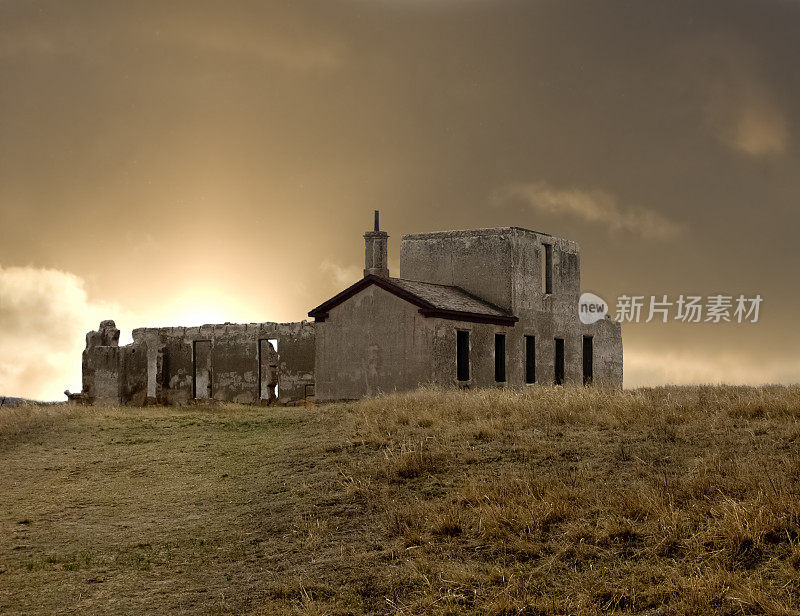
{"left": 0, "top": 7, "right": 346, "bottom": 72}
{"left": 0, "top": 266, "right": 122, "bottom": 400}
{"left": 709, "top": 86, "right": 787, "bottom": 158}
{"left": 495, "top": 181, "right": 682, "bottom": 239}
{"left": 320, "top": 260, "right": 362, "bottom": 287}
{"left": 158, "top": 13, "right": 346, "bottom": 71}
{"left": 704, "top": 61, "right": 788, "bottom": 158}
{"left": 677, "top": 37, "right": 788, "bottom": 158}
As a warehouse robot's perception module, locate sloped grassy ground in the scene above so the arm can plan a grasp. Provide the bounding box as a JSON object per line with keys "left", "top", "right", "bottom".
{"left": 1, "top": 386, "right": 799, "bottom": 615}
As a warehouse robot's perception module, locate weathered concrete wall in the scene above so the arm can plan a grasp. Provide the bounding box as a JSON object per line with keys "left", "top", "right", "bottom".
{"left": 400, "top": 229, "right": 516, "bottom": 311}
{"left": 400, "top": 227, "right": 581, "bottom": 316}
{"left": 426, "top": 319, "right": 622, "bottom": 389}
{"left": 131, "top": 321, "right": 315, "bottom": 405}
{"left": 507, "top": 229, "right": 581, "bottom": 317}
{"left": 317, "top": 302, "right": 622, "bottom": 394}
{"left": 315, "top": 285, "right": 434, "bottom": 400}
{"left": 81, "top": 320, "right": 315, "bottom": 405}
{"left": 86, "top": 319, "right": 120, "bottom": 348}
{"left": 81, "top": 320, "right": 122, "bottom": 404}
{"left": 583, "top": 318, "right": 623, "bottom": 387}
{"left": 428, "top": 318, "right": 512, "bottom": 388}
{"left": 314, "top": 281, "right": 622, "bottom": 397}
{"left": 397, "top": 227, "right": 622, "bottom": 389}
{"left": 119, "top": 344, "right": 149, "bottom": 405}
{"left": 82, "top": 346, "right": 121, "bottom": 404}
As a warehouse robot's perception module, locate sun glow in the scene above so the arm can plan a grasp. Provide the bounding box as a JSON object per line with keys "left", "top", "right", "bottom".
{"left": 138, "top": 287, "right": 271, "bottom": 330}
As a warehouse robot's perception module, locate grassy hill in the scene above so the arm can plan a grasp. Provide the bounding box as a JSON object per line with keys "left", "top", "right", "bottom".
{"left": 1, "top": 386, "right": 799, "bottom": 615}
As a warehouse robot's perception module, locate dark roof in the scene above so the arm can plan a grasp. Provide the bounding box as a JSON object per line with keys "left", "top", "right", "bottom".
{"left": 308, "top": 275, "right": 517, "bottom": 326}
{"left": 389, "top": 279, "right": 510, "bottom": 316}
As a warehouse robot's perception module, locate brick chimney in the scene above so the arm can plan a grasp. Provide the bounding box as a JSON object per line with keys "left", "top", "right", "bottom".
{"left": 364, "top": 210, "right": 389, "bottom": 278}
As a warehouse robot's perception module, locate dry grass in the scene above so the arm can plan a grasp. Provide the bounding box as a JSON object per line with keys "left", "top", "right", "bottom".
{"left": 1, "top": 385, "right": 800, "bottom": 615}
{"left": 346, "top": 385, "right": 800, "bottom": 615}
{"left": 0, "top": 402, "right": 91, "bottom": 449}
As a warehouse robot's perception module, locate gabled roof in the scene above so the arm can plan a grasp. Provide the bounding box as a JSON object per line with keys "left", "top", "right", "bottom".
{"left": 308, "top": 275, "right": 518, "bottom": 326}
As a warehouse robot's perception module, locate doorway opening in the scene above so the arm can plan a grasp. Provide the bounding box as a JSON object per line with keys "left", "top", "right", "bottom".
{"left": 259, "top": 339, "right": 279, "bottom": 400}
{"left": 193, "top": 340, "right": 212, "bottom": 399}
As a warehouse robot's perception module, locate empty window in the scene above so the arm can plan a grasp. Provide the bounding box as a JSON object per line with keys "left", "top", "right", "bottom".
{"left": 542, "top": 244, "right": 553, "bottom": 295}
{"left": 525, "top": 335, "right": 536, "bottom": 384}
{"left": 494, "top": 333, "right": 506, "bottom": 382}
{"left": 554, "top": 337, "right": 565, "bottom": 385}
{"left": 456, "top": 330, "right": 470, "bottom": 381}
{"left": 583, "top": 335, "right": 593, "bottom": 385}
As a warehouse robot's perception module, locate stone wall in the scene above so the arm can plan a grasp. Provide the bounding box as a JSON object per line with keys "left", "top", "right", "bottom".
{"left": 400, "top": 228, "right": 517, "bottom": 311}
{"left": 314, "top": 283, "right": 622, "bottom": 401}
{"left": 314, "top": 226, "right": 623, "bottom": 397}
{"left": 81, "top": 320, "right": 315, "bottom": 405}
{"left": 314, "top": 285, "right": 433, "bottom": 400}
{"left": 400, "top": 227, "right": 581, "bottom": 316}
{"left": 80, "top": 320, "right": 124, "bottom": 405}
{"left": 400, "top": 227, "right": 622, "bottom": 388}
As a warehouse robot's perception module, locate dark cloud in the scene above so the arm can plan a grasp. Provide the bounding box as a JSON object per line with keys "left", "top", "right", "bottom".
{"left": 0, "top": 0, "right": 798, "bottom": 396}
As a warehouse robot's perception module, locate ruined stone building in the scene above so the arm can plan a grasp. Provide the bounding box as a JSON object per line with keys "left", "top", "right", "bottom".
{"left": 309, "top": 214, "right": 622, "bottom": 400}
{"left": 78, "top": 320, "right": 315, "bottom": 405}
{"left": 77, "top": 213, "right": 621, "bottom": 405}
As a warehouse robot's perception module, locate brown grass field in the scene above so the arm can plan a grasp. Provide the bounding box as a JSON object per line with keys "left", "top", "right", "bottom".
{"left": 1, "top": 385, "right": 800, "bottom": 615}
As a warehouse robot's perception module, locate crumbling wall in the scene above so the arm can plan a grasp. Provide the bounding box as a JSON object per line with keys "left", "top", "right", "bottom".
{"left": 79, "top": 320, "right": 315, "bottom": 406}
{"left": 119, "top": 343, "right": 149, "bottom": 405}
{"left": 82, "top": 346, "right": 120, "bottom": 404}
{"left": 80, "top": 320, "right": 122, "bottom": 404}
{"left": 130, "top": 321, "right": 315, "bottom": 405}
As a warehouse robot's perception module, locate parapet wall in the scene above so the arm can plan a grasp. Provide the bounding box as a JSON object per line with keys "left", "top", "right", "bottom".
{"left": 399, "top": 227, "right": 581, "bottom": 317}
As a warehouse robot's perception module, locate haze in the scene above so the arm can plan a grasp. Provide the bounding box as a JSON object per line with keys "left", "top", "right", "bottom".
{"left": 1, "top": 0, "right": 798, "bottom": 399}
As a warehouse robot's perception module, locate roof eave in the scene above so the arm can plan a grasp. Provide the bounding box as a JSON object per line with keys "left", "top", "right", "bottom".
{"left": 307, "top": 274, "right": 436, "bottom": 321}
{"left": 418, "top": 308, "right": 518, "bottom": 326}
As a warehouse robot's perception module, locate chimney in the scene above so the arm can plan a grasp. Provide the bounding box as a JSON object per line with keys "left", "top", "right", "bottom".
{"left": 364, "top": 210, "right": 389, "bottom": 278}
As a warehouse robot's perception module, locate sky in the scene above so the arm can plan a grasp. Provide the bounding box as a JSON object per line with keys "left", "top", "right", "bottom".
{"left": 0, "top": 0, "right": 798, "bottom": 399}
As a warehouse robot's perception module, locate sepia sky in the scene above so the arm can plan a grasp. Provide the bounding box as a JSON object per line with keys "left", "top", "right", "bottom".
{"left": 1, "top": 0, "right": 799, "bottom": 399}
